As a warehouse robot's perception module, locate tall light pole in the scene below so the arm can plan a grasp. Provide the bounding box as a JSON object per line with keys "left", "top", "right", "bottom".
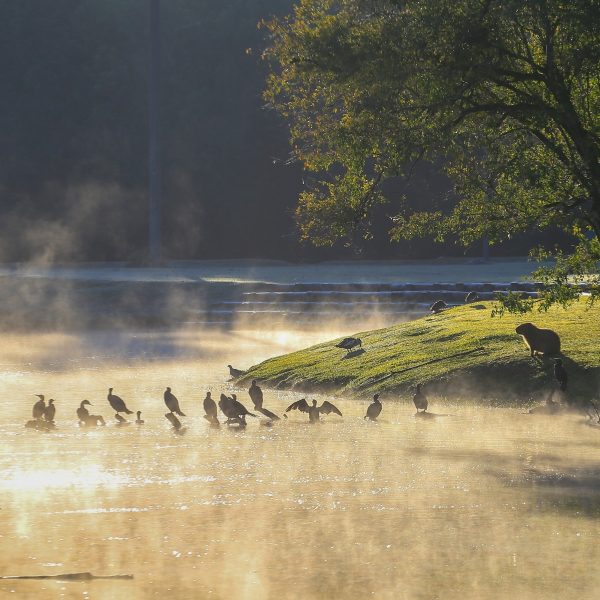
{"left": 148, "top": 0, "right": 162, "bottom": 264}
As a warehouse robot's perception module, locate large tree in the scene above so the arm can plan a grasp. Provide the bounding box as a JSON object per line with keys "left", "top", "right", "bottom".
{"left": 263, "top": 0, "right": 600, "bottom": 305}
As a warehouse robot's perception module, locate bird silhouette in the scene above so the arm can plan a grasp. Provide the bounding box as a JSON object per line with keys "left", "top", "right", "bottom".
{"left": 43, "top": 399, "right": 56, "bottom": 422}
{"left": 364, "top": 394, "right": 382, "bottom": 421}
{"left": 285, "top": 399, "right": 342, "bottom": 423}
{"left": 32, "top": 395, "right": 46, "bottom": 420}
{"left": 228, "top": 365, "right": 245, "bottom": 378}
{"left": 219, "top": 393, "right": 256, "bottom": 425}
{"left": 429, "top": 300, "right": 447, "bottom": 314}
{"left": 77, "top": 400, "right": 92, "bottom": 423}
{"left": 203, "top": 392, "right": 219, "bottom": 424}
{"left": 413, "top": 384, "right": 428, "bottom": 412}
{"left": 135, "top": 411, "right": 145, "bottom": 424}
{"left": 108, "top": 388, "right": 133, "bottom": 415}
{"left": 248, "top": 380, "right": 263, "bottom": 409}
{"left": 554, "top": 359, "right": 568, "bottom": 392}
{"left": 335, "top": 337, "right": 362, "bottom": 353}
{"left": 164, "top": 387, "right": 186, "bottom": 416}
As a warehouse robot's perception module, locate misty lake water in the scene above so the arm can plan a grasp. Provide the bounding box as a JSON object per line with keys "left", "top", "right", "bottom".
{"left": 1, "top": 323, "right": 600, "bottom": 599}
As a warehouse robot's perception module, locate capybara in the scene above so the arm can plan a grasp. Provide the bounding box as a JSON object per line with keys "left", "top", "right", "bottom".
{"left": 515, "top": 323, "right": 561, "bottom": 357}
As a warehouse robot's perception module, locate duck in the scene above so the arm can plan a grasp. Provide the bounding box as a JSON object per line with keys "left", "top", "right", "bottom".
{"left": 135, "top": 411, "right": 145, "bottom": 424}
{"left": 364, "top": 394, "right": 382, "bottom": 421}
{"left": 164, "top": 387, "right": 186, "bottom": 416}
{"left": 285, "top": 399, "right": 342, "bottom": 423}
{"left": 32, "top": 395, "right": 46, "bottom": 420}
{"left": 108, "top": 388, "right": 133, "bottom": 415}
{"left": 413, "top": 384, "right": 428, "bottom": 412}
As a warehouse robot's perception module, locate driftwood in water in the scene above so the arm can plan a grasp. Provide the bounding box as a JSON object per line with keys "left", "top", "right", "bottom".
{"left": 1, "top": 572, "right": 133, "bottom": 581}
{"left": 257, "top": 407, "right": 280, "bottom": 421}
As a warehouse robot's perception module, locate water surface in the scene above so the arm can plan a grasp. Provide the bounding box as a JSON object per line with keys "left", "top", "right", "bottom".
{"left": 1, "top": 326, "right": 599, "bottom": 599}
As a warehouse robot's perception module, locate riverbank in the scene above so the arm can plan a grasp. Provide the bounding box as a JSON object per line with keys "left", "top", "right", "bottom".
{"left": 238, "top": 299, "right": 600, "bottom": 403}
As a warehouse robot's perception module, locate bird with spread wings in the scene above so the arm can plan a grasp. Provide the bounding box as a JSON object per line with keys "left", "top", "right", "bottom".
{"left": 285, "top": 398, "right": 342, "bottom": 423}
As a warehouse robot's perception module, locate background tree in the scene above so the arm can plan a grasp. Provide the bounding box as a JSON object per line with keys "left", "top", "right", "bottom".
{"left": 263, "top": 0, "right": 600, "bottom": 306}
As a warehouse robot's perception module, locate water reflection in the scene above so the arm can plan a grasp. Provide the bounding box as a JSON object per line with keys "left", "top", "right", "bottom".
{"left": 1, "top": 327, "right": 600, "bottom": 599}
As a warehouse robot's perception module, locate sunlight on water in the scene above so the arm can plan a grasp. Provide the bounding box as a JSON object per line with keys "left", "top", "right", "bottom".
{"left": 1, "top": 325, "right": 600, "bottom": 599}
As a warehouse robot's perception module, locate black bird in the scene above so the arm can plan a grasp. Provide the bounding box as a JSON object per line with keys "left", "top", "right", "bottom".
{"left": 429, "top": 300, "right": 447, "bottom": 314}
{"left": 77, "top": 400, "right": 92, "bottom": 423}
{"left": 228, "top": 365, "right": 245, "bottom": 378}
{"left": 219, "top": 393, "right": 256, "bottom": 424}
{"left": 135, "top": 411, "right": 145, "bottom": 424}
{"left": 364, "top": 394, "right": 382, "bottom": 421}
{"left": 554, "top": 359, "right": 568, "bottom": 392}
{"left": 164, "top": 387, "right": 186, "bottom": 416}
{"left": 43, "top": 399, "right": 56, "bottom": 422}
{"left": 285, "top": 399, "right": 342, "bottom": 423}
{"left": 108, "top": 388, "right": 133, "bottom": 415}
{"left": 335, "top": 337, "right": 362, "bottom": 353}
{"left": 413, "top": 384, "right": 428, "bottom": 412}
{"left": 249, "top": 380, "right": 263, "bottom": 409}
{"left": 465, "top": 291, "right": 479, "bottom": 303}
{"left": 203, "top": 392, "right": 219, "bottom": 424}
{"left": 32, "top": 395, "right": 46, "bottom": 420}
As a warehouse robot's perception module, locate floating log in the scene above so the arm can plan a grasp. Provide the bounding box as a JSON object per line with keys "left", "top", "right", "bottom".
{"left": 1, "top": 572, "right": 133, "bottom": 581}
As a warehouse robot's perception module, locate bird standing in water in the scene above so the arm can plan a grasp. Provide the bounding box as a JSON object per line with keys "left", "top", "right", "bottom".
{"left": 164, "top": 387, "right": 186, "bottom": 416}
{"left": 135, "top": 411, "right": 145, "bottom": 424}
{"left": 44, "top": 399, "right": 56, "bottom": 423}
{"left": 554, "top": 359, "right": 568, "bottom": 392}
{"left": 285, "top": 399, "right": 342, "bottom": 423}
{"left": 32, "top": 395, "right": 46, "bottom": 420}
{"left": 108, "top": 388, "right": 133, "bottom": 415}
{"left": 219, "top": 393, "right": 256, "bottom": 425}
{"left": 203, "top": 392, "right": 219, "bottom": 424}
{"left": 413, "top": 384, "right": 428, "bottom": 413}
{"left": 364, "top": 394, "right": 382, "bottom": 421}
{"left": 248, "top": 380, "right": 263, "bottom": 410}
{"left": 77, "top": 400, "right": 92, "bottom": 423}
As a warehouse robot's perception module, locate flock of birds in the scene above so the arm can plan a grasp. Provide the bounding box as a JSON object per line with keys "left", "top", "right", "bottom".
{"left": 23, "top": 373, "right": 435, "bottom": 433}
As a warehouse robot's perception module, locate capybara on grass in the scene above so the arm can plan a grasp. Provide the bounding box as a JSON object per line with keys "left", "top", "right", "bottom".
{"left": 515, "top": 323, "right": 561, "bottom": 357}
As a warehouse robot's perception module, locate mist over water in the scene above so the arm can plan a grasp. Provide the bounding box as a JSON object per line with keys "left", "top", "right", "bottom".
{"left": 1, "top": 318, "right": 600, "bottom": 599}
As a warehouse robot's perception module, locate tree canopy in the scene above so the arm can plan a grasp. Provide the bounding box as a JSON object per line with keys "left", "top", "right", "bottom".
{"left": 263, "top": 0, "right": 600, "bottom": 305}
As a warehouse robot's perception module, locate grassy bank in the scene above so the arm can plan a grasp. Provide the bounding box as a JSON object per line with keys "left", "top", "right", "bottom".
{"left": 239, "top": 300, "right": 600, "bottom": 403}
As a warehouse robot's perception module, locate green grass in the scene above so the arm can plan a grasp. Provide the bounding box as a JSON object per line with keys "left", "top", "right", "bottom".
{"left": 239, "top": 300, "right": 600, "bottom": 403}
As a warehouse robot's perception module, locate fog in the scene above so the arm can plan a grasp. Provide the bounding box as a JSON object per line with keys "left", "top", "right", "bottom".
{"left": 1, "top": 321, "right": 600, "bottom": 599}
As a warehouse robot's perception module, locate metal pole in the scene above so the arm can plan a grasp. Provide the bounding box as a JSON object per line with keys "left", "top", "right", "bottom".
{"left": 148, "top": 0, "right": 161, "bottom": 264}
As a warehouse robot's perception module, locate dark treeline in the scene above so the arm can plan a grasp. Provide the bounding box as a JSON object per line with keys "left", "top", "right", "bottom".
{"left": 0, "top": 1, "right": 570, "bottom": 263}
